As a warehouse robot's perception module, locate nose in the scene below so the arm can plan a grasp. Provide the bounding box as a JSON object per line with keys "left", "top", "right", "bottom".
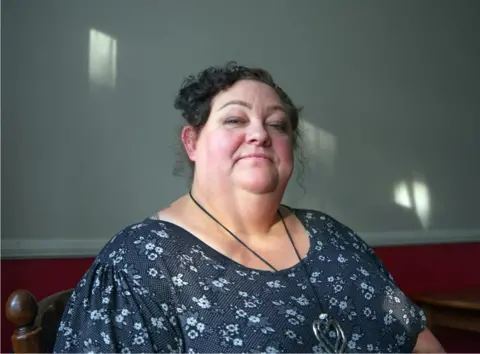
{"left": 245, "top": 122, "right": 271, "bottom": 146}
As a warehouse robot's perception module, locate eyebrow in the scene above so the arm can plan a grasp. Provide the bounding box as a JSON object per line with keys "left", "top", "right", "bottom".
{"left": 217, "top": 100, "right": 287, "bottom": 115}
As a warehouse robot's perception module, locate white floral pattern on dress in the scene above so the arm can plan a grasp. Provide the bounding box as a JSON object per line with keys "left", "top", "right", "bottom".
{"left": 54, "top": 209, "right": 426, "bottom": 353}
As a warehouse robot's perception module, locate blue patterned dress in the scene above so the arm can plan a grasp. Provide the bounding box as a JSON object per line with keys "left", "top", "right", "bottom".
{"left": 54, "top": 208, "right": 426, "bottom": 353}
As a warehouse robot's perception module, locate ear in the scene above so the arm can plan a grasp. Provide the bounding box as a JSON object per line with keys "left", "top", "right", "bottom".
{"left": 181, "top": 125, "right": 198, "bottom": 161}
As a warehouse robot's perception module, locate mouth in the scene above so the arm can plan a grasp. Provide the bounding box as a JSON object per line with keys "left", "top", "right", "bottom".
{"left": 238, "top": 154, "right": 273, "bottom": 162}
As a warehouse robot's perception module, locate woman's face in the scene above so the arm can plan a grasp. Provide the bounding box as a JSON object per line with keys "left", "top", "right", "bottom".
{"left": 184, "top": 79, "right": 294, "bottom": 195}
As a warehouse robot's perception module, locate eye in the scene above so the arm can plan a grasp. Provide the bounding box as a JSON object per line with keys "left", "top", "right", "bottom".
{"left": 225, "top": 117, "right": 245, "bottom": 125}
{"left": 268, "top": 121, "right": 288, "bottom": 132}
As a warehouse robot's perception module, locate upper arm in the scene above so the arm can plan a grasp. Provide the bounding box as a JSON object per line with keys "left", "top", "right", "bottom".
{"left": 54, "top": 260, "right": 182, "bottom": 353}
{"left": 413, "top": 328, "right": 445, "bottom": 353}
{"left": 340, "top": 222, "right": 435, "bottom": 351}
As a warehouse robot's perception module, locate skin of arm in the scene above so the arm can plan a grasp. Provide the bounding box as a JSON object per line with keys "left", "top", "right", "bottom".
{"left": 413, "top": 328, "right": 445, "bottom": 353}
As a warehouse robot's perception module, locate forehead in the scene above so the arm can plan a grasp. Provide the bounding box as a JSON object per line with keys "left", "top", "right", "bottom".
{"left": 211, "top": 80, "right": 283, "bottom": 111}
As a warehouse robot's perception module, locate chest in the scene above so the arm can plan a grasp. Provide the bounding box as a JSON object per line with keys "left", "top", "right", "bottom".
{"left": 160, "top": 246, "right": 418, "bottom": 353}
{"left": 171, "top": 268, "right": 322, "bottom": 353}
{"left": 190, "top": 227, "right": 311, "bottom": 273}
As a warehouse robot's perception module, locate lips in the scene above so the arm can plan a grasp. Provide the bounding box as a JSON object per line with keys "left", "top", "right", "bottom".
{"left": 238, "top": 153, "right": 273, "bottom": 162}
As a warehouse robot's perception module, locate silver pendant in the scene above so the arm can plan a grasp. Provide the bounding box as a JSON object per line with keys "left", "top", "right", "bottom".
{"left": 312, "top": 313, "right": 348, "bottom": 353}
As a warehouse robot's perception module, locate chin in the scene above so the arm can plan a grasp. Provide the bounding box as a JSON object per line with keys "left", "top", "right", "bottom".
{"left": 235, "top": 175, "right": 280, "bottom": 194}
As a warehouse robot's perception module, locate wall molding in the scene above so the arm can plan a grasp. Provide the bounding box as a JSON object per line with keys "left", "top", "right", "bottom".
{"left": 2, "top": 229, "right": 480, "bottom": 259}
{"left": 361, "top": 229, "right": 480, "bottom": 247}
{"left": 1, "top": 239, "right": 108, "bottom": 259}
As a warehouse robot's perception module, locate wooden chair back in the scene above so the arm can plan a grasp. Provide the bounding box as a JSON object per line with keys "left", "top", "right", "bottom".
{"left": 5, "top": 289, "right": 74, "bottom": 353}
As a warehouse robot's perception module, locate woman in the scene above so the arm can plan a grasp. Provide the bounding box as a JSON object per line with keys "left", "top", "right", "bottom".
{"left": 54, "top": 63, "right": 444, "bottom": 353}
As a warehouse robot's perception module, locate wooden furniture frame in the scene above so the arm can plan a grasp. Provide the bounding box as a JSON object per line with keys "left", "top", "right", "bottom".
{"left": 411, "top": 288, "right": 480, "bottom": 334}
{"left": 6, "top": 289, "right": 74, "bottom": 353}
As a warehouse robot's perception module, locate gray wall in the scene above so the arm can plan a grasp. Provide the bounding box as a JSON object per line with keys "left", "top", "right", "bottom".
{"left": 0, "top": 1, "right": 2, "bottom": 241}
{"left": 2, "top": 0, "right": 480, "bottom": 257}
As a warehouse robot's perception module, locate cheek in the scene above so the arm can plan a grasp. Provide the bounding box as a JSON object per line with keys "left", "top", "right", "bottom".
{"left": 204, "top": 131, "right": 243, "bottom": 162}
{"left": 273, "top": 138, "right": 294, "bottom": 163}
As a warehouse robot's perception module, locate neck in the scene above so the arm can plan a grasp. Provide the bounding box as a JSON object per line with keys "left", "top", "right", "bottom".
{"left": 190, "top": 184, "right": 283, "bottom": 236}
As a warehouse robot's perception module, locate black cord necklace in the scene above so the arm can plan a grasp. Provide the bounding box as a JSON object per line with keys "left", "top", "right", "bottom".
{"left": 188, "top": 191, "right": 348, "bottom": 353}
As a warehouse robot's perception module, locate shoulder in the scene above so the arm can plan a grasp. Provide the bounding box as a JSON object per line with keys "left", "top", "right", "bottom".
{"left": 66, "top": 218, "right": 185, "bottom": 305}
{"left": 93, "top": 218, "right": 185, "bottom": 267}
{"left": 291, "top": 207, "right": 365, "bottom": 244}
{"left": 291, "top": 207, "right": 389, "bottom": 271}
{"left": 67, "top": 218, "right": 189, "bottom": 297}
{"left": 56, "top": 218, "right": 184, "bottom": 353}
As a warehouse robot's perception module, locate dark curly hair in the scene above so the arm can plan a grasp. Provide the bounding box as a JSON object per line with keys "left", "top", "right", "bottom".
{"left": 173, "top": 61, "right": 305, "bottom": 188}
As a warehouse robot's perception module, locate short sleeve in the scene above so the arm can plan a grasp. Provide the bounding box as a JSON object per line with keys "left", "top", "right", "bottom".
{"left": 53, "top": 259, "right": 183, "bottom": 353}
{"left": 345, "top": 226, "right": 428, "bottom": 347}
{"left": 347, "top": 229, "right": 397, "bottom": 282}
